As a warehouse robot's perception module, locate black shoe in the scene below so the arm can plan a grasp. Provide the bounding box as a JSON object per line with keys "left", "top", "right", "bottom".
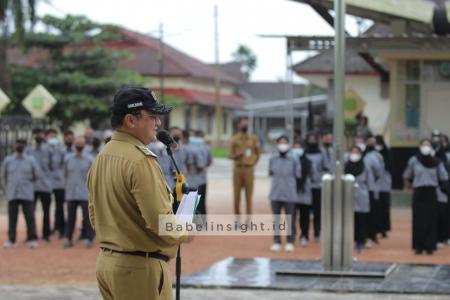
{"left": 426, "top": 250, "right": 434, "bottom": 255}
{"left": 414, "top": 249, "right": 422, "bottom": 255}
{"left": 381, "top": 232, "right": 388, "bottom": 238}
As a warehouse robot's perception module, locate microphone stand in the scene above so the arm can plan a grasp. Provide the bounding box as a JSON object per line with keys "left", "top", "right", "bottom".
{"left": 165, "top": 144, "right": 195, "bottom": 300}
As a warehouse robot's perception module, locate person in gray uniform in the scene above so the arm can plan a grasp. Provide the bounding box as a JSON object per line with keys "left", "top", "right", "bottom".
{"left": 63, "top": 137, "right": 94, "bottom": 248}
{"left": 194, "top": 130, "right": 212, "bottom": 217}
{"left": 321, "top": 131, "right": 334, "bottom": 173}
{"left": 148, "top": 141, "right": 175, "bottom": 189}
{"left": 292, "top": 140, "right": 316, "bottom": 247}
{"left": 375, "top": 135, "right": 393, "bottom": 238}
{"left": 345, "top": 145, "right": 373, "bottom": 253}
{"left": 63, "top": 130, "right": 75, "bottom": 158}
{"left": 46, "top": 128, "right": 66, "bottom": 239}
{"left": 26, "top": 128, "right": 53, "bottom": 242}
{"left": 444, "top": 135, "right": 450, "bottom": 245}
{"left": 170, "top": 127, "right": 189, "bottom": 176}
{"left": 187, "top": 134, "right": 207, "bottom": 221}
{"left": 269, "top": 135, "right": 301, "bottom": 253}
{"left": 1, "top": 139, "right": 39, "bottom": 248}
{"left": 403, "top": 138, "right": 449, "bottom": 255}
{"left": 360, "top": 136, "right": 385, "bottom": 245}
{"left": 305, "top": 132, "right": 327, "bottom": 241}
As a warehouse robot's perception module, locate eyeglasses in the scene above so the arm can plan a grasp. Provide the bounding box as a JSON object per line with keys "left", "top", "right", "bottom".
{"left": 131, "top": 112, "right": 159, "bottom": 122}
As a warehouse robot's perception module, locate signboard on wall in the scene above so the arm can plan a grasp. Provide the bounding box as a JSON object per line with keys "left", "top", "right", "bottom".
{"left": 22, "top": 85, "right": 57, "bottom": 118}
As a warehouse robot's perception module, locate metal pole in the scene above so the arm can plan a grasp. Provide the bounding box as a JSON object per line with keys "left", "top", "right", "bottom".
{"left": 333, "top": 0, "right": 345, "bottom": 212}
{"left": 214, "top": 5, "right": 222, "bottom": 147}
{"left": 285, "top": 43, "right": 295, "bottom": 144}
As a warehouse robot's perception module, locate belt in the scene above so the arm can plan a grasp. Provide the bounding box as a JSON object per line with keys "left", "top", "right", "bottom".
{"left": 235, "top": 165, "right": 253, "bottom": 168}
{"left": 101, "top": 247, "right": 169, "bottom": 262}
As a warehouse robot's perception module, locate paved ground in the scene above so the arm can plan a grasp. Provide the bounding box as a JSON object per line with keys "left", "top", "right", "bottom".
{"left": 1, "top": 155, "right": 450, "bottom": 299}
{"left": 0, "top": 286, "right": 449, "bottom": 300}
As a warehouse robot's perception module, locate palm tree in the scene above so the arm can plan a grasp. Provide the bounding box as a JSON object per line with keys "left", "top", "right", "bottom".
{"left": 0, "top": 0, "right": 37, "bottom": 91}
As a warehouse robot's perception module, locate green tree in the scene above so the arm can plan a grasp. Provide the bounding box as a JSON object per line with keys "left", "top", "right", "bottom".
{"left": 7, "top": 15, "right": 144, "bottom": 129}
{"left": 231, "top": 44, "right": 257, "bottom": 79}
{"left": 0, "top": 0, "right": 37, "bottom": 90}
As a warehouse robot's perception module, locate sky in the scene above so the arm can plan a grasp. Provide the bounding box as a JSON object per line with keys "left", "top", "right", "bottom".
{"left": 37, "top": 0, "right": 363, "bottom": 82}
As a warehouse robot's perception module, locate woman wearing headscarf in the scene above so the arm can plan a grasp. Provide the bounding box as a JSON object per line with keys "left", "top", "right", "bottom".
{"left": 375, "top": 135, "right": 392, "bottom": 238}
{"left": 292, "top": 140, "right": 315, "bottom": 247}
{"left": 403, "top": 138, "right": 449, "bottom": 255}
{"left": 345, "top": 146, "right": 372, "bottom": 253}
{"left": 305, "top": 132, "right": 327, "bottom": 242}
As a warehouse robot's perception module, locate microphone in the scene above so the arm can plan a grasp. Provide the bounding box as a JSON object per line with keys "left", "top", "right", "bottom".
{"left": 157, "top": 130, "right": 177, "bottom": 149}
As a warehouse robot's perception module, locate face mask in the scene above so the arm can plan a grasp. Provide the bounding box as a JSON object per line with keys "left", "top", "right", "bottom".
{"left": 92, "top": 139, "right": 101, "bottom": 148}
{"left": 349, "top": 153, "right": 361, "bottom": 162}
{"left": 189, "top": 137, "right": 204, "bottom": 145}
{"left": 291, "top": 148, "right": 304, "bottom": 158}
{"left": 75, "top": 146, "right": 84, "bottom": 153}
{"left": 277, "top": 144, "right": 290, "bottom": 153}
{"left": 420, "top": 145, "right": 433, "bottom": 156}
{"left": 65, "top": 142, "right": 73, "bottom": 148}
{"left": 35, "top": 137, "right": 44, "bottom": 144}
{"left": 156, "top": 141, "right": 166, "bottom": 151}
{"left": 47, "top": 138, "right": 59, "bottom": 147}
{"left": 16, "top": 145, "right": 25, "bottom": 153}
{"left": 375, "top": 145, "right": 383, "bottom": 152}
{"left": 240, "top": 126, "right": 248, "bottom": 133}
{"left": 356, "top": 143, "right": 366, "bottom": 152}
{"left": 323, "top": 142, "right": 332, "bottom": 148}
{"left": 173, "top": 136, "right": 181, "bottom": 143}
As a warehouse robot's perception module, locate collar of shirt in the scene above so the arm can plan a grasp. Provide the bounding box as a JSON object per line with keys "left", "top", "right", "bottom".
{"left": 112, "top": 131, "right": 146, "bottom": 146}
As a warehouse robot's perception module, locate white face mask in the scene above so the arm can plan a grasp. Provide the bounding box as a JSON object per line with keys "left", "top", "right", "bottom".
{"left": 156, "top": 141, "right": 166, "bottom": 151}
{"left": 277, "top": 144, "right": 290, "bottom": 153}
{"left": 349, "top": 153, "right": 361, "bottom": 162}
{"left": 375, "top": 145, "right": 383, "bottom": 152}
{"left": 420, "top": 145, "right": 433, "bottom": 156}
{"left": 356, "top": 143, "right": 366, "bottom": 152}
{"left": 47, "top": 138, "right": 59, "bottom": 147}
{"left": 291, "top": 148, "right": 304, "bottom": 158}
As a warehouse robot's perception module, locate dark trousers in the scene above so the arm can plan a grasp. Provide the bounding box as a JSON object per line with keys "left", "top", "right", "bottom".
{"left": 8, "top": 200, "right": 37, "bottom": 243}
{"left": 196, "top": 184, "right": 207, "bottom": 215}
{"left": 367, "top": 191, "right": 380, "bottom": 240}
{"left": 53, "top": 189, "right": 65, "bottom": 236}
{"left": 271, "top": 201, "right": 296, "bottom": 244}
{"left": 34, "top": 191, "right": 52, "bottom": 239}
{"left": 354, "top": 212, "right": 368, "bottom": 245}
{"left": 412, "top": 187, "right": 438, "bottom": 252}
{"left": 66, "top": 200, "right": 94, "bottom": 241}
{"left": 312, "top": 188, "right": 321, "bottom": 238}
{"left": 297, "top": 204, "right": 311, "bottom": 240}
{"left": 379, "top": 192, "right": 391, "bottom": 233}
{"left": 437, "top": 201, "right": 449, "bottom": 243}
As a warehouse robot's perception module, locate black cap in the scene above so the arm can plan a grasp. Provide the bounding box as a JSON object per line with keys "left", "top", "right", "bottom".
{"left": 110, "top": 87, "right": 172, "bottom": 115}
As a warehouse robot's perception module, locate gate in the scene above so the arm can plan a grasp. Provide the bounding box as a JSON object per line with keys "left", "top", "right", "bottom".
{"left": 0, "top": 115, "right": 48, "bottom": 162}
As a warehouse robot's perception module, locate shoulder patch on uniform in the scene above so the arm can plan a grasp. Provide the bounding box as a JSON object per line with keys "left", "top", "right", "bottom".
{"left": 136, "top": 145, "right": 157, "bottom": 157}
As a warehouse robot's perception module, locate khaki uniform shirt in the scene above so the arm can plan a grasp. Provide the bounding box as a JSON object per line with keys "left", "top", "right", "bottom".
{"left": 87, "top": 131, "right": 186, "bottom": 259}
{"left": 228, "top": 132, "right": 260, "bottom": 167}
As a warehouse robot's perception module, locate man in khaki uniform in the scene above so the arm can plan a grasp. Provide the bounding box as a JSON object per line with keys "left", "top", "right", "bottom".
{"left": 88, "top": 87, "right": 186, "bottom": 300}
{"left": 228, "top": 119, "right": 260, "bottom": 216}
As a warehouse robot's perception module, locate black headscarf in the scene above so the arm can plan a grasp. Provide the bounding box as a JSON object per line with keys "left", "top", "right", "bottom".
{"left": 297, "top": 151, "right": 312, "bottom": 193}
{"left": 375, "top": 135, "right": 392, "bottom": 174}
{"left": 416, "top": 139, "right": 441, "bottom": 168}
{"left": 345, "top": 146, "right": 365, "bottom": 176}
{"left": 305, "top": 132, "right": 321, "bottom": 154}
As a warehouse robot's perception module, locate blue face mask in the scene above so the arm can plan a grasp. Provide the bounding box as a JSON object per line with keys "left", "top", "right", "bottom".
{"left": 291, "top": 148, "right": 304, "bottom": 158}
{"left": 189, "top": 137, "right": 204, "bottom": 145}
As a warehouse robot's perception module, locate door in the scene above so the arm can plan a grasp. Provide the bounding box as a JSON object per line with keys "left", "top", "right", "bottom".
{"left": 421, "top": 83, "right": 450, "bottom": 136}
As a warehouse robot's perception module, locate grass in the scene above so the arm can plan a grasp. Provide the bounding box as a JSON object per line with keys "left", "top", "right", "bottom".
{"left": 212, "top": 148, "right": 229, "bottom": 158}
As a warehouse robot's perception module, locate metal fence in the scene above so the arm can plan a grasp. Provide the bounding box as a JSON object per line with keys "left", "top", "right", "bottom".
{"left": 0, "top": 115, "right": 48, "bottom": 163}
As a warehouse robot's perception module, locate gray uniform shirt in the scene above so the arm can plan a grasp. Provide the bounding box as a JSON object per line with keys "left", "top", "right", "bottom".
{"left": 64, "top": 153, "right": 93, "bottom": 201}
{"left": 363, "top": 151, "right": 384, "bottom": 192}
{"left": 172, "top": 144, "right": 189, "bottom": 175}
{"left": 196, "top": 144, "right": 212, "bottom": 186}
{"left": 403, "top": 156, "right": 449, "bottom": 188}
{"left": 0, "top": 154, "right": 39, "bottom": 201}
{"left": 148, "top": 143, "right": 175, "bottom": 190}
{"left": 354, "top": 168, "right": 372, "bottom": 213}
{"left": 186, "top": 145, "right": 206, "bottom": 189}
{"left": 50, "top": 146, "right": 66, "bottom": 190}
{"left": 26, "top": 144, "right": 53, "bottom": 192}
{"left": 306, "top": 152, "right": 327, "bottom": 189}
{"left": 269, "top": 153, "right": 301, "bottom": 202}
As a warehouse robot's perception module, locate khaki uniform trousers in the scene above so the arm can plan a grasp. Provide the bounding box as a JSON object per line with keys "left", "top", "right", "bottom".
{"left": 96, "top": 249, "right": 172, "bottom": 300}
{"left": 233, "top": 166, "right": 254, "bottom": 215}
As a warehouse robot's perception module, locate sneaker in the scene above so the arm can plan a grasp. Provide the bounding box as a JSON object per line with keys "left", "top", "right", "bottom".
{"left": 284, "top": 243, "right": 295, "bottom": 252}
{"left": 270, "top": 243, "right": 282, "bottom": 252}
{"left": 366, "top": 240, "right": 373, "bottom": 249}
{"left": 437, "top": 243, "right": 444, "bottom": 249}
{"left": 63, "top": 239, "right": 74, "bottom": 249}
{"left": 42, "top": 237, "right": 51, "bottom": 244}
{"left": 3, "top": 241, "right": 16, "bottom": 249}
{"left": 414, "top": 249, "right": 423, "bottom": 255}
{"left": 27, "top": 241, "right": 39, "bottom": 249}
{"left": 300, "top": 237, "right": 308, "bottom": 247}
